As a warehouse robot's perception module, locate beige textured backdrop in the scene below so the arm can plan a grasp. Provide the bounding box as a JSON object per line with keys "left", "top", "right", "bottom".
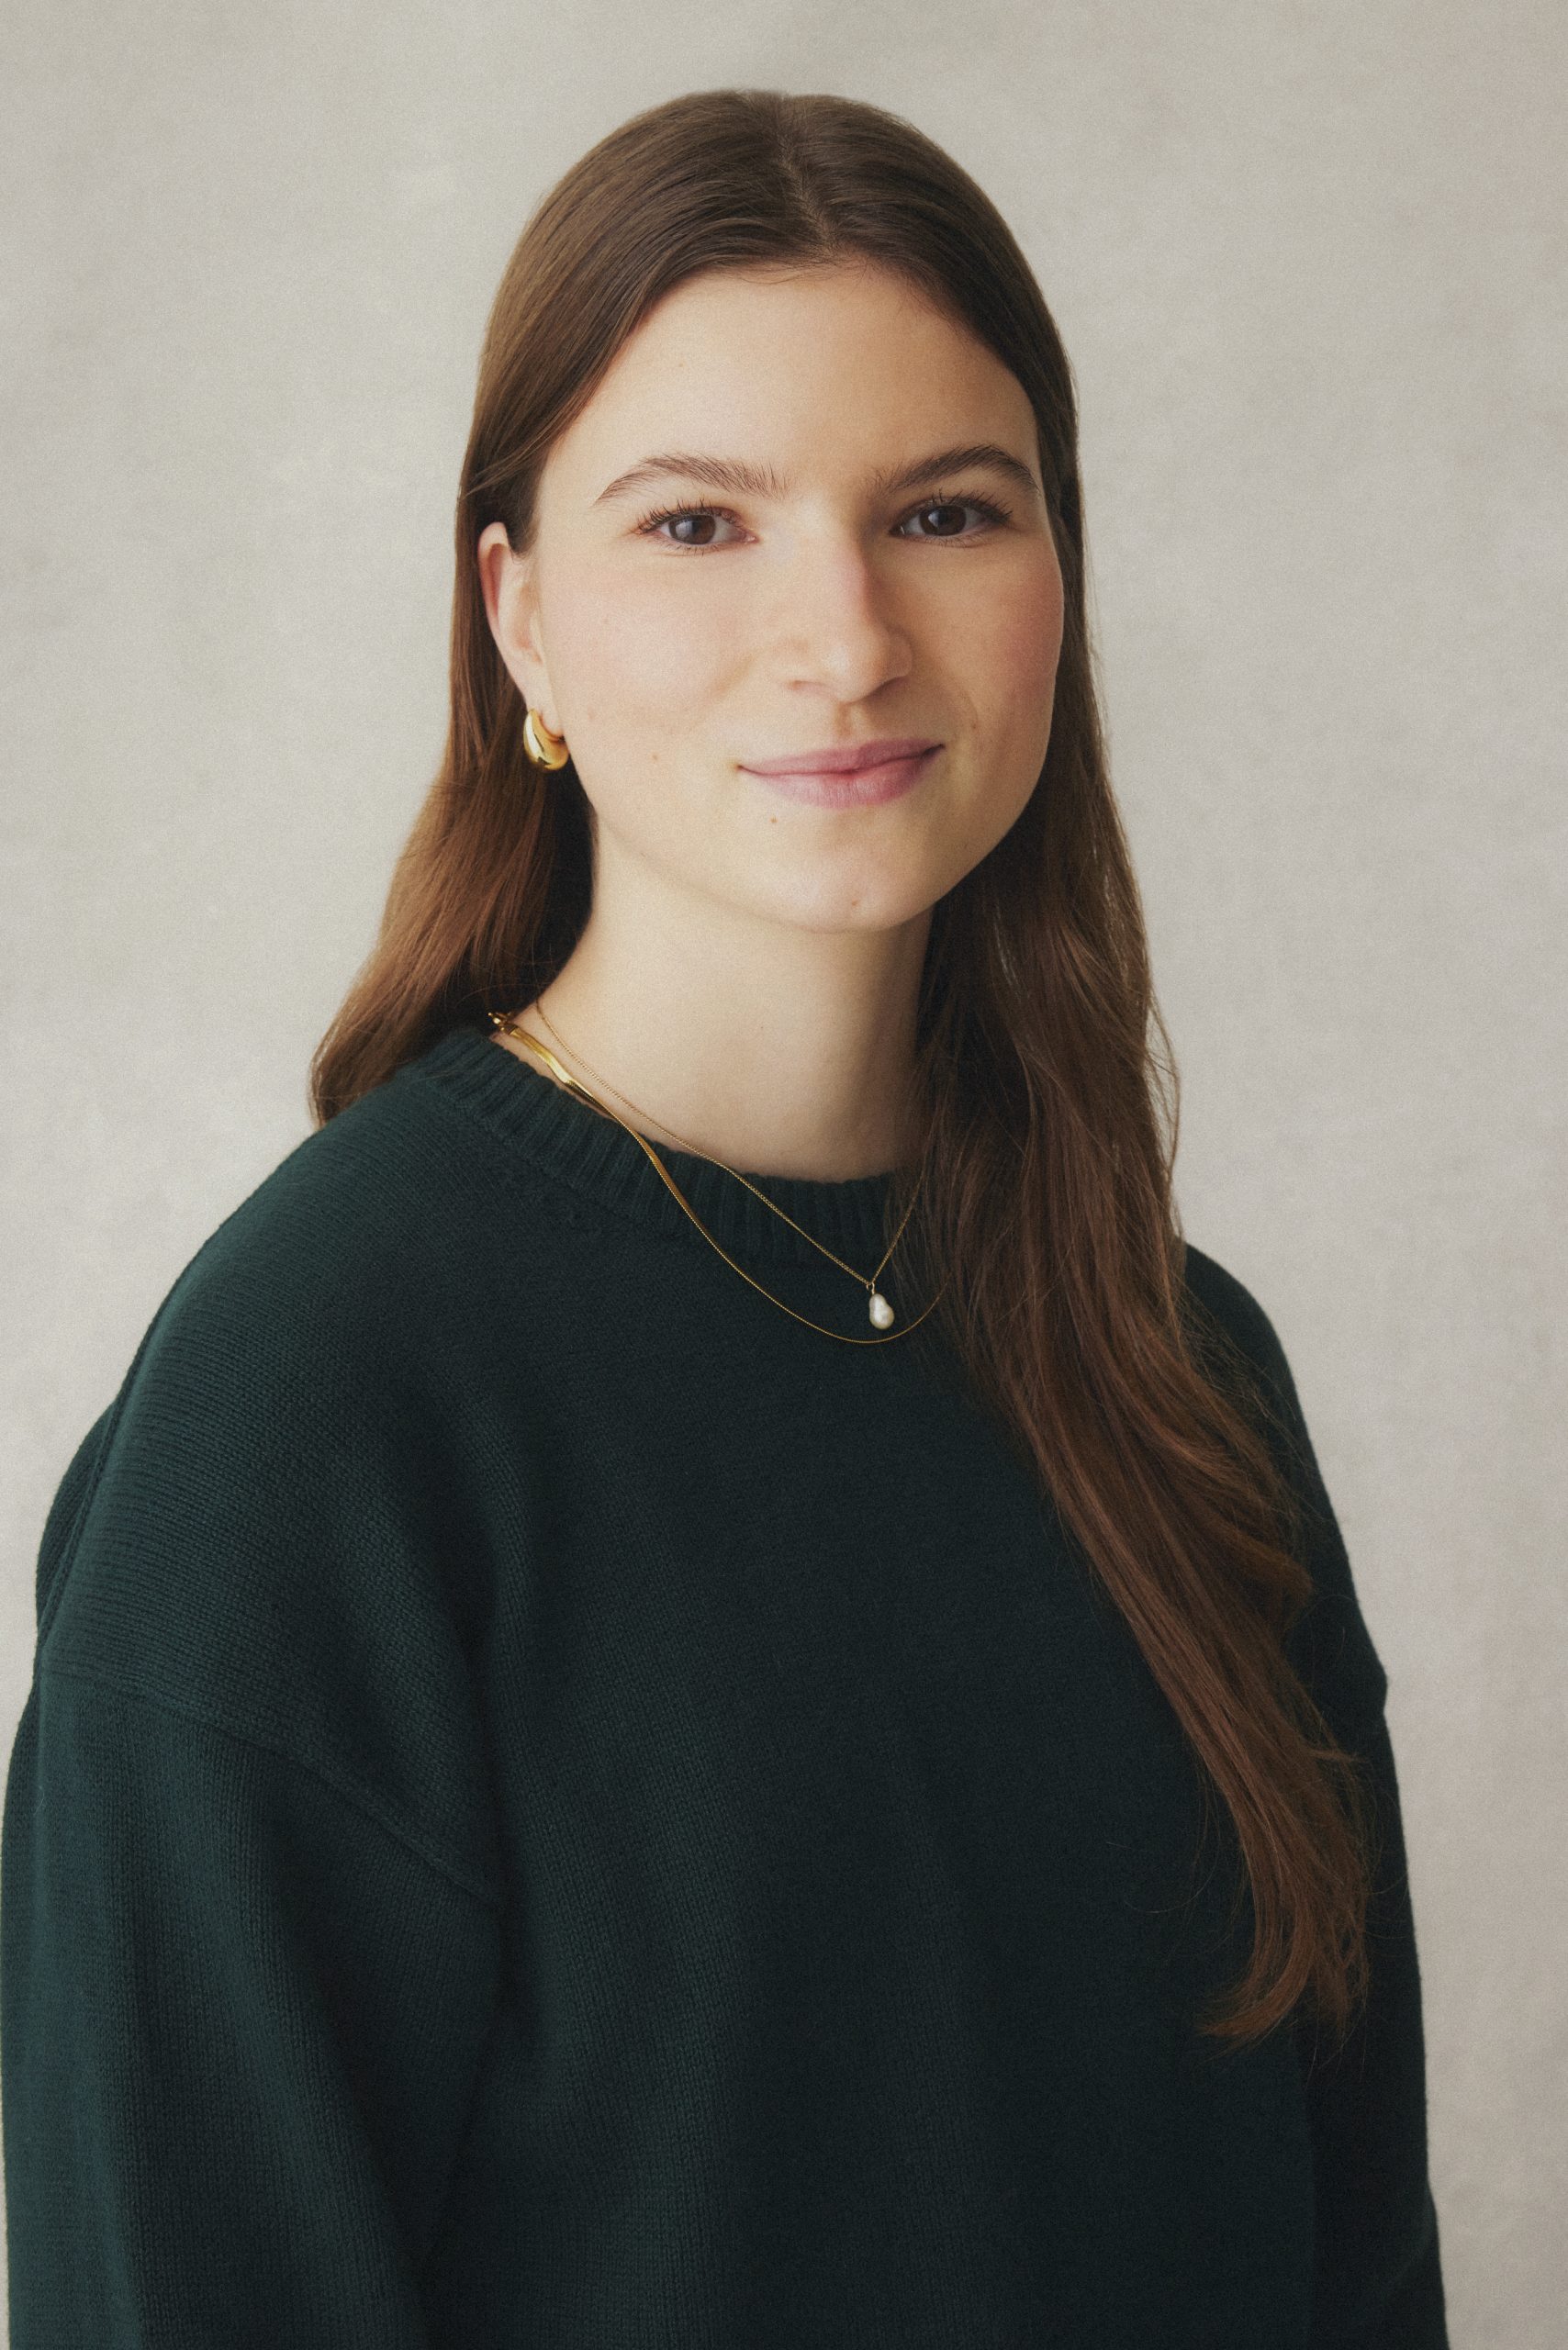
{"left": 4, "top": 2, "right": 1563, "bottom": 2339}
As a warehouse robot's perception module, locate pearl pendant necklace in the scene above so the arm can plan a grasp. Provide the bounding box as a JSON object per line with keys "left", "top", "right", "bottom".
{"left": 487, "top": 1008, "right": 946, "bottom": 1345}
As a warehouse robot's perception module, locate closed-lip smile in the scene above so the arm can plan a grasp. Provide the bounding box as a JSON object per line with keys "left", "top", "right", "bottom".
{"left": 740, "top": 735, "right": 940, "bottom": 775}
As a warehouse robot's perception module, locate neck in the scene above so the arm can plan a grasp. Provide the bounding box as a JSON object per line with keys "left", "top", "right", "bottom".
{"left": 494, "top": 916, "right": 930, "bottom": 1184}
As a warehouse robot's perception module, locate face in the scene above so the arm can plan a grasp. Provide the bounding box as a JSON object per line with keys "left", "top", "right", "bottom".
{"left": 478, "top": 259, "right": 1065, "bottom": 937}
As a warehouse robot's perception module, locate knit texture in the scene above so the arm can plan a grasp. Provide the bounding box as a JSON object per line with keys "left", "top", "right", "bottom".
{"left": 2, "top": 1020, "right": 1447, "bottom": 2346}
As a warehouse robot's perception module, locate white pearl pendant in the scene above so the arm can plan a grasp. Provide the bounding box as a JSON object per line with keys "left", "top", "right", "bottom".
{"left": 868, "top": 1291, "right": 895, "bottom": 1329}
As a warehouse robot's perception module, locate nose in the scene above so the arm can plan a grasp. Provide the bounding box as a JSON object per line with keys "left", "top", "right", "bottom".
{"left": 764, "top": 532, "right": 914, "bottom": 701}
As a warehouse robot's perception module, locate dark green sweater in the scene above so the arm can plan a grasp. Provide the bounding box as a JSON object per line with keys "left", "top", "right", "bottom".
{"left": 2, "top": 1019, "right": 1446, "bottom": 2346}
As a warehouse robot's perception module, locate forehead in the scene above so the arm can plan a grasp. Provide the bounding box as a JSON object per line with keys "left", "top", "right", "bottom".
{"left": 543, "top": 262, "right": 1036, "bottom": 499}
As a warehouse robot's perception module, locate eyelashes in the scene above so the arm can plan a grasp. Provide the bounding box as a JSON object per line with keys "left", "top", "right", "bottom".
{"left": 632, "top": 489, "right": 1014, "bottom": 551}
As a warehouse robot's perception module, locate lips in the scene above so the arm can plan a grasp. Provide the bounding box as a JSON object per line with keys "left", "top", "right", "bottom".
{"left": 743, "top": 745, "right": 940, "bottom": 809}
{"left": 740, "top": 736, "right": 941, "bottom": 776}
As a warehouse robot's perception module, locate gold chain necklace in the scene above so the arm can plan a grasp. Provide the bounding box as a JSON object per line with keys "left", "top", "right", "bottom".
{"left": 486, "top": 1007, "right": 948, "bottom": 1347}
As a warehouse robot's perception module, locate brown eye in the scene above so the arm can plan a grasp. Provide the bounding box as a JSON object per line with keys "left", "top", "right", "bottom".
{"left": 896, "top": 495, "right": 1011, "bottom": 540}
{"left": 635, "top": 503, "right": 744, "bottom": 549}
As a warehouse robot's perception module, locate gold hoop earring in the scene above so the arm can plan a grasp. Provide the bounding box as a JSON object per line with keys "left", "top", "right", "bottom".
{"left": 522, "top": 707, "right": 570, "bottom": 769}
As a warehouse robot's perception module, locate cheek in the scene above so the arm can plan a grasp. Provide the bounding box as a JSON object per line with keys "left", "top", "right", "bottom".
{"left": 935, "top": 567, "right": 1062, "bottom": 826}
{"left": 982, "top": 562, "right": 1065, "bottom": 709}
{"left": 564, "top": 570, "right": 731, "bottom": 716}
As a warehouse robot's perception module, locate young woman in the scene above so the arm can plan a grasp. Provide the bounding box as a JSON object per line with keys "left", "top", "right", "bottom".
{"left": 1, "top": 88, "right": 1447, "bottom": 2347}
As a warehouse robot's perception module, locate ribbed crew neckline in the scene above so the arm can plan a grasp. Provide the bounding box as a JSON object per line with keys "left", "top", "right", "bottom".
{"left": 404, "top": 1020, "right": 907, "bottom": 1270}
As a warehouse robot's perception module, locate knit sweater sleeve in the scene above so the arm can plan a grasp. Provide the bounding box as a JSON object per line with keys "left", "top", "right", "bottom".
{"left": 1, "top": 1182, "right": 505, "bottom": 2347}
{"left": 1181, "top": 1245, "right": 1449, "bottom": 2349}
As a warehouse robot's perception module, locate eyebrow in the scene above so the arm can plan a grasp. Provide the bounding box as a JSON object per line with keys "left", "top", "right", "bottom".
{"left": 591, "top": 441, "right": 1043, "bottom": 509}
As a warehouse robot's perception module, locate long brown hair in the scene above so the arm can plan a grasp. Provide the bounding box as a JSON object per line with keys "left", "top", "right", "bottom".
{"left": 309, "top": 87, "right": 1378, "bottom": 2052}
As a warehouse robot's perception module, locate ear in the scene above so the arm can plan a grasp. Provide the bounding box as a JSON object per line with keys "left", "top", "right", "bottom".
{"left": 476, "top": 522, "right": 557, "bottom": 726}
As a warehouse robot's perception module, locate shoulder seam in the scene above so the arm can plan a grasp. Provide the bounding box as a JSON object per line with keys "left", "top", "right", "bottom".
{"left": 35, "top": 1663, "right": 505, "bottom": 1915}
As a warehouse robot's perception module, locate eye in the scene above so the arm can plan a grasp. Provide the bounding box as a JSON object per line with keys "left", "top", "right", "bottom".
{"left": 893, "top": 492, "right": 1013, "bottom": 541}
{"left": 632, "top": 488, "right": 1014, "bottom": 552}
{"left": 633, "top": 502, "right": 745, "bottom": 550}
